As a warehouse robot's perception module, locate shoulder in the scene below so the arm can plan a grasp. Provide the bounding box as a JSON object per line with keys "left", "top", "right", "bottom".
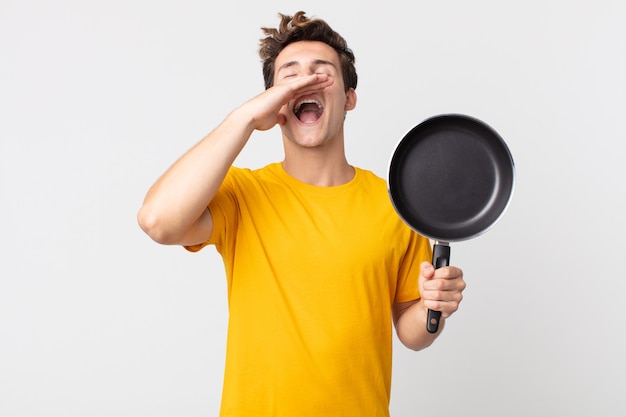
{"left": 353, "top": 167, "right": 387, "bottom": 189}
{"left": 223, "top": 163, "right": 280, "bottom": 187}
{"left": 352, "top": 168, "right": 393, "bottom": 206}
{"left": 352, "top": 167, "right": 397, "bottom": 213}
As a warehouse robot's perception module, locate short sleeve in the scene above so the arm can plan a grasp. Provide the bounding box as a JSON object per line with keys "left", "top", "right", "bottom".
{"left": 394, "top": 230, "right": 432, "bottom": 303}
{"left": 183, "top": 167, "right": 242, "bottom": 253}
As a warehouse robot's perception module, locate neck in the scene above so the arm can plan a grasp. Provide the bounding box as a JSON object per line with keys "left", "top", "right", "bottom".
{"left": 281, "top": 142, "right": 354, "bottom": 187}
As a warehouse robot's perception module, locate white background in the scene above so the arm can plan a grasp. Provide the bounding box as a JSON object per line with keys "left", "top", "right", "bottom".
{"left": 2, "top": 0, "right": 625, "bottom": 416}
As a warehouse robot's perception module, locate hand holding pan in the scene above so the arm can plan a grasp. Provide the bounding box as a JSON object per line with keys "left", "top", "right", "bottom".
{"left": 388, "top": 114, "right": 515, "bottom": 333}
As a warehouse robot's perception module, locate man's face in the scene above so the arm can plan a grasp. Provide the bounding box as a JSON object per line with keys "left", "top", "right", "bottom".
{"left": 274, "top": 41, "right": 356, "bottom": 149}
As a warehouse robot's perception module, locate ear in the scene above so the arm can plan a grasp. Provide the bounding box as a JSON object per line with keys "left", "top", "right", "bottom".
{"left": 344, "top": 88, "right": 357, "bottom": 111}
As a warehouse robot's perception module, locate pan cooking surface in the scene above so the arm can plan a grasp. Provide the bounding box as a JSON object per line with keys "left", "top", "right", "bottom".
{"left": 389, "top": 115, "right": 514, "bottom": 242}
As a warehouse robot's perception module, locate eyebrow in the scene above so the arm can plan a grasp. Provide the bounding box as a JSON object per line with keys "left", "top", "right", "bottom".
{"left": 277, "top": 59, "right": 337, "bottom": 74}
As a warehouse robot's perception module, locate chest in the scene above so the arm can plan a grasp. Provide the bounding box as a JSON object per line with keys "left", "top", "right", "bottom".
{"left": 236, "top": 187, "right": 408, "bottom": 278}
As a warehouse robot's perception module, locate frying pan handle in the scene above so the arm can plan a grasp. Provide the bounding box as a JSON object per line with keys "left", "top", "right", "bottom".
{"left": 427, "top": 242, "right": 450, "bottom": 334}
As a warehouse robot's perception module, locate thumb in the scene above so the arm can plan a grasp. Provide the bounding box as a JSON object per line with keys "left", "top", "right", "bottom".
{"left": 418, "top": 261, "right": 434, "bottom": 298}
{"left": 420, "top": 261, "right": 435, "bottom": 280}
{"left": 276, "top": 112, "right": 287, "bottom": 126}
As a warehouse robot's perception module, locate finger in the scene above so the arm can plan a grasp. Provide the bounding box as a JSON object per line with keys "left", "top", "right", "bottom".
{"left": 422, "top": 285, "right": 465, "bottom": 302}
{"left": 280, "top": 74, "right": 333, "bottom": 97}
{"left": 293, "top": 72, "right": 331, "bottom": 88}
{"left": 432, "top": 265, "right": 463, "bottom": 280}
{"left": 421, "top": 287, "right": 464, "bottom": 314}
{"left": 422, "top": 299, "right": 462, "bottom": 318}
{"left": 290, "top": 81, "right": 334, "bottom": 99}
{"left": 422, "top": 276, "right": 466, "bottom": 292}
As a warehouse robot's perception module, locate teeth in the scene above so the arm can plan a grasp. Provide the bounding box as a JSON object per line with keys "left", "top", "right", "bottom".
{"left": 294, "top": 99, "right": 323, "bottom": 114}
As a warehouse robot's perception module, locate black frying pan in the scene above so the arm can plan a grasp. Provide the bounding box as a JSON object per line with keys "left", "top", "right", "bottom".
{"left": 388, "top": 114, "right": 515, "bottom": 333}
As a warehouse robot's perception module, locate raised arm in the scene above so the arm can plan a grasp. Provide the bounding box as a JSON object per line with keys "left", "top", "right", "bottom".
{"left": 137, "top": 73, "right": 332, "bottom": 246}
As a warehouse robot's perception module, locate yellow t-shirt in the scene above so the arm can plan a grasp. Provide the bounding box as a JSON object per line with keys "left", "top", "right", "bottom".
{"left": 187, "top": 163, "right": 431, "bottom": 417}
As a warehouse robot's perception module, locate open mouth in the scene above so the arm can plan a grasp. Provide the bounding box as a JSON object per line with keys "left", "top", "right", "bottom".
{"left": 293, "top": 99, "right": 324, "bottom": 124}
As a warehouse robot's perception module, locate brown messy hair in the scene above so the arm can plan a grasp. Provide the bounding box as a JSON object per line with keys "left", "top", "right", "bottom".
{"left": 259, "top": 11, "right": 357, "bottom": 92}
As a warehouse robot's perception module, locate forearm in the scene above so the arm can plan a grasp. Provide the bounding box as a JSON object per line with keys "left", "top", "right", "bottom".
{"left": 394, "top": 299, "right": 444, "bottom": 351}
{"left": 137, "top": 107, "right": 255, "bottom": 244}
{"left": 138, "top": 74, "right": 333, "bottom": 244}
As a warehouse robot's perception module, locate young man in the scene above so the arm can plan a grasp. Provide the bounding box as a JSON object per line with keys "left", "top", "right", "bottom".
{"left": 138, "top": 11, "right": 466, "bottom": 416}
